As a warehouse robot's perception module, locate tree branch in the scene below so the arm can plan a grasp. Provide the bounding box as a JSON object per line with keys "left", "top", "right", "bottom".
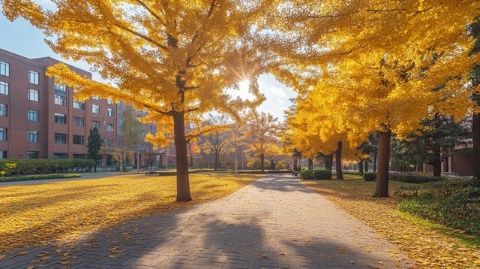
{"left": 114, "top": 23, "right": 168, "bottom": 51}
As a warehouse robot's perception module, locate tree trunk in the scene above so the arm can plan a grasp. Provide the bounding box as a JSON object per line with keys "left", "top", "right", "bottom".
{"left": 308, "top": 158, "right": 314, "bottom": 170}
{"left": 364, "top": 160, "right": 369, "bottom": 172}
{"left": 373, "top": 151, "right": 377, "bottom": 172}
{"left": 136, "top": 151, "right": 140, "bottom": 173}
{"left": 260, "top": 153, "right": 265, "bottom": 172}
{"left": 433, "top": 144, "right": 442, "bottom": 177}
{"left": 214, "top": 149, "right": 219, "bottom": 171}
{"left": 293, "top": 153, "right": 298, "bottom": 171}
{"left": 374, "top": 130, "right": 391, "bottom": 198}
{"left": 324, "top": 154, "right": 333, "bottom": 171}
{"left": 173, "top": 111, "right": 192, "bottom": 202}
{"left": 474, "top": 113, "right": 480, "bottom": 182}
{"left": 335, "top": 141, "right": 344, "bottom": 180}
{"left": 271, "top": 159, "right": 276, "bottom": 170}
{"left": 358, "top": 160, "right": 364, "bottom": 175}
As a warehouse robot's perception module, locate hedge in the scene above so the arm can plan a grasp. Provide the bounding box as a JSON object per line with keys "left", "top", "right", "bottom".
{"left": 361, "top": 172, "right": 444, "bottom": 184}
{"left": 391, "top": 174, "right": 444, "bottom": 184}
{"left": 0, "top": 173, "right": 81, "bottom": 182}
{"left": 397, "top": 178, "right": 480, "bottom": 236}
{"left": 363, "top": 172, "right": 376, "bottom": 181}
{"left": 300, "top": 169, "right": 332, "bottom": 180}
{"left": 0, "top": 159, "right": 96, "bottom": 176}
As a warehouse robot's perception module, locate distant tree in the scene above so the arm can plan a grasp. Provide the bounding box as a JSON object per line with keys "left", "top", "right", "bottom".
{"left": 392, "top": 117, "right": 471, "bottom": 176}
{"left": 244, "top": 112, "right": 280, "bottom": 172}
{"left": 188, "top": 141, "right": 201, "bottom": 168}
{"left": 197, "top": 114, "right": 231, "bottom": 171}
{"left": 88, "top": 128, "right": 103, "bottom": 172}
{"left": 118, "top": 106, "right": 145, "bottom": 171}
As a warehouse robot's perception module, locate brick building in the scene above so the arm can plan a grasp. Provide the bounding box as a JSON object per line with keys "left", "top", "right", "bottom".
{"left": 0, "top": 48, "right": 117, "bottom": 163}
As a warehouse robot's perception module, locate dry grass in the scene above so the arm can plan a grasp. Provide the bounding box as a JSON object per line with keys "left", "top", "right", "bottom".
{"left": 0, "top": 173, "right": 261, "bottom": 253}
{"left": 305, "top": 175, "right": 480, "bottom": 269}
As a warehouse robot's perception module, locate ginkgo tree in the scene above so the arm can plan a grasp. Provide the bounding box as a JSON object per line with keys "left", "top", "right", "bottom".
{"left": 270, "top": 0, "right": 480, "bottom": 197}
{"left": 243, "top": 111, "right": 281, "bottom": 172}
{"left": 285, "top": 94, "right": 366, "bottom": 180}
{"left": 3, "top": 0, "right": 273, "bottom": 201}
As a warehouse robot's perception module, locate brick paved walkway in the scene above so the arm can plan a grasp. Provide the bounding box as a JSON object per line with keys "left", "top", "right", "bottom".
{"left": 0, "top": 175, "right": 414, "bottom": 269}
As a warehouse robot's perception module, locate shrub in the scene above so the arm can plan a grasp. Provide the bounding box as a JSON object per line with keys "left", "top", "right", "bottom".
{"left": 397, "top": 178, "right": 480, "bottom": 236}
{"left": 0, "top": 159, "right": 96, "bottom": 176}
{"left": 391, "top": 174, "right": 444, "bottom": 184}
{"left": 300, "top": 169, "right": 314, "bottom": 180}
{"left": 301, "top": 169, "right": 332, "bottom": 180}
{"left": 0, "top": 173, "right": 81, "bottom": 182}
{"left": 312, "top": 169, "right": 332, "bottom": 180}
{"left": 364, "top": 172, "right": 376, "bottom": 181}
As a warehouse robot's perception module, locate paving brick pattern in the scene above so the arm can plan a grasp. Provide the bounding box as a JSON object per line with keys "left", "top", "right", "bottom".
{"left": 0, "top": 175, "right": 415, "bottom": 269}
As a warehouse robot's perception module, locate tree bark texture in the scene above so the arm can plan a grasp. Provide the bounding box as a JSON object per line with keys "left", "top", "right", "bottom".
{"left": 374, "top": 130, "right": 391, "bottom": 198}
{"left": 336, "top": 141, "right": 344, "bottom": 180}
{"left": 173, "top": 111, "right": 192, "bottom": 202}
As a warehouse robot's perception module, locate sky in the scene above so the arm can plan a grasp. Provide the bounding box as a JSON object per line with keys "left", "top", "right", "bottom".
{"left": 0, "top": 15, "right": 297, "bottom": 121}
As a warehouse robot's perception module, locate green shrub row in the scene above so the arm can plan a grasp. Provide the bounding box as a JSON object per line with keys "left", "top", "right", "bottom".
{"left": 397, "top": 179, "right": 480, "bottom": 236}
{"left": 0, "top": 173, "right": 81, "bottom": 182}
{"left": 300, "top": 169, "right": 332, "bottom": 180}
{"left": 362, "top": 172, "right": 444, "bottom": 184}
{"left": 363, "top": 172, "right": 376, "bottom": 181}
{"left": 391, "top": 174, "right": 444, "bottom": 183}
{"left": 0, "top": 159, "right": 96, "bottom": 176}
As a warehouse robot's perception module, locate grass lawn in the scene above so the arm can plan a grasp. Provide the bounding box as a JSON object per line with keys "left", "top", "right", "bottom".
{"left": 0, "top": 173, "right": 261, "bottom": 253}
{"left": 304, "top": 175, "right": 480, "bottom": 269}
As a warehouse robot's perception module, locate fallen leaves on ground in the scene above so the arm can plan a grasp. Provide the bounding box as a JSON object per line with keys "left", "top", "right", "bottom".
{"left": 0, "top": 173, "right": 260, "bottom": 253}
{"left": 305, "top": 175, "right": 480, "bottom": 269}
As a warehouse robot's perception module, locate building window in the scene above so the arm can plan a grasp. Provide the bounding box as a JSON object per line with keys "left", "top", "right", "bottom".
{"left": 73, "top": 116, "right": 85, "bottom": 127}
{"left": 28, "top": 110, "right": 39, "bottom": 123}
{"left": 54, "top": 84, "right": 67, "bottom": 94}
{"left": 92, "top": 104, "right": 100, "bottom": 114}
{"left": 53, "top": 153, "right": 68, "bottom": 159}
{"left": 54, "top": 133, "right": 67, "bottom": 144}
{"left": 0, "top": 104, "right": 7, "bottom": 117}
{"left": 0, "top": 81, "right": 8, "bottom": 95}
{"left": 107, "top": 98, "right": 113, "bottom": 104}
{"left": 54, "top": 113, "right": 67, "bottom": 124}
{"left": 0, "top": 128, "right": 7, "bottom": 142}
{"left": 73, "top": 135, "right": 85, "bottom": 145}
{"left": 107, "top": 108, "right": 113, "bottom": 117}
{"left": 54, "top": 95, "right": 67, "bottom": 106}
{"left": 28, "top": 89, "right": 39, "bottom": 102}
{"left": 92, "top": 120, "right": 100, "bottom": 129}
{"left": 73, "top": 154, "right": 86, "bottom": 159}
{"left": 107, "top": 123, "right": 113, "bottom": 132}
{"left": 105, "top": 139, "right": 114, "bottom": 148}
{"left": 27, "top": 131, "right": 39, "bottom": 144}
{"left": 0, "top": 151, "right": 7, "bottom": 159}
{"left": 0, "top": 61, "right": 9, "bottom": 77}
{"left": 27, "top": 151, "right": 39, "bottom": 159}
{"left": 29, "top": 71, "right": 39, "bottom": 85}
{"left": 73, "top": 101, "right": 85, "bottom": 110}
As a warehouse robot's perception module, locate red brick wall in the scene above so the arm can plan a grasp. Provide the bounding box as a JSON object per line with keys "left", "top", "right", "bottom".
{"left": 0, "top": 49, "right": 117, "bottom": 160}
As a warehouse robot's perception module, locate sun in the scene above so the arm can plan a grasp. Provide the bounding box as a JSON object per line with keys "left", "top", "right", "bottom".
{"left": 238, "top": 79, "right": 250, "bottom": 93}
